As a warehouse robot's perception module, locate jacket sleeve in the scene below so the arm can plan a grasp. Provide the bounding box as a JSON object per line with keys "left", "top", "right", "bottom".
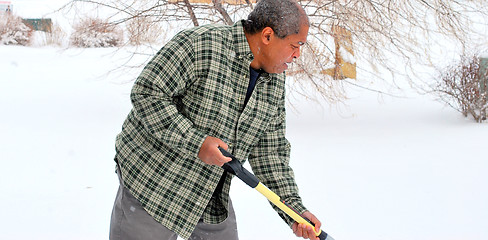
{"left": 129, "top": 32, "right": 207, "bottom": 158}
{"left": 247, "top": 85, "right": 308, "bottom": 227}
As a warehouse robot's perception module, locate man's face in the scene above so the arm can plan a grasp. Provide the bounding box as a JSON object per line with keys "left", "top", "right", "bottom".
{"left": 261, "top": 24, "right": 309, "bottom": 74}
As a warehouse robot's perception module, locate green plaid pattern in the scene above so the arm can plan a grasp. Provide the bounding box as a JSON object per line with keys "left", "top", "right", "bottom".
{"left": 114, "top": 20, "right": 307, "bottom": 240}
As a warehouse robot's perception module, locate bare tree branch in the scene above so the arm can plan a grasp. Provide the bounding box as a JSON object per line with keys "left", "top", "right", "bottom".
{"left": 183, "top": 0, "right": 199, "bottom": 26}
{"left": 212, "top": 0, "right": 234, "bottom": 25}
{"left": 58, "top": 0, "right": 488, "bottom": 106}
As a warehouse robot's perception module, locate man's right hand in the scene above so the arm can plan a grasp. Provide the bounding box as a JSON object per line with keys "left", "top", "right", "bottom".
{"left": 197, "top": 136, "right": 232, "bottom": 166}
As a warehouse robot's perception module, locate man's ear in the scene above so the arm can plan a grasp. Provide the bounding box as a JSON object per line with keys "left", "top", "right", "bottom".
{"left": 261, "top": 27, "right": 274, "bottom": 45}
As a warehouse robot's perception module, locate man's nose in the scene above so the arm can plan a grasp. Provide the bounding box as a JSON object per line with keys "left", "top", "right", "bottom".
{"left": 293, "top": 47, "right": 301, "bottom": 59}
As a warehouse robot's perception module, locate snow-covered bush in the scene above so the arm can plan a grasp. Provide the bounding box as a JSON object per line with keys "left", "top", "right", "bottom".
{"left": 0, "top": 14, "right": 33, "bottom": 46}
{"left": 434, "top": 55, "right": 488, "bottom": 122}
{"left": 70, "top": 18, "right": 123, "bottom": 48}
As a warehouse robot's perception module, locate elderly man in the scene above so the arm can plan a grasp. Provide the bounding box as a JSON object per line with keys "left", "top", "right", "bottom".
{"left": 110, "top": 0, "right": 322, "bottom": 239}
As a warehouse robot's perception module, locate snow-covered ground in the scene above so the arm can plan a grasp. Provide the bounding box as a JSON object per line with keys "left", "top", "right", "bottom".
{"left": 2, "top": 43, "right": 488, "bottom": 240}
{"left": 2, "top": 1, "right": 488, "bottom": 240}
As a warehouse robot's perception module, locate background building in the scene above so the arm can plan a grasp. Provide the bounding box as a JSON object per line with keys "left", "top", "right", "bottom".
{"left": 0, "top": 1, "right": 12, "bottom": 14}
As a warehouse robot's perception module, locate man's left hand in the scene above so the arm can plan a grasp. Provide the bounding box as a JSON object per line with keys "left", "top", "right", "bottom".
{"left": 291, "top": 211, "right": 321, "bottom": 240}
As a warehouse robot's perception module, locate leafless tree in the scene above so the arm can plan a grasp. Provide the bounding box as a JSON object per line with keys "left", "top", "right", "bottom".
{"left": 59, "top": 0, "right": 488, "bottom": 104}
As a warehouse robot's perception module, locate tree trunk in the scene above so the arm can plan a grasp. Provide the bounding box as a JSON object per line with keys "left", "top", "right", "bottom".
{"left": 183, "top": 0, "right": 199, "bottom": 26}
{"left": 212, "top": 0, "right": 233, "bottom": 25}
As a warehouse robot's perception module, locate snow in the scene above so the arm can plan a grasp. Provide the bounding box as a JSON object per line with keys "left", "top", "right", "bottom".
{"left": 2, "top": 1, "right": 488, "bottom": 240}
{"left": 2, "top": 44, "right": 488, "bottom": 240}
{"left": 481, "top": 50, "right": 488, "bottom": 58}
{"left": 338, "top": 46, "right": 355, "bottom": 64}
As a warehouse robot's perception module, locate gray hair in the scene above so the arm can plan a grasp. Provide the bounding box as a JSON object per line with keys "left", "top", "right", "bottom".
{"left": 243, "top": 0, "right": 309, "bottom": 39}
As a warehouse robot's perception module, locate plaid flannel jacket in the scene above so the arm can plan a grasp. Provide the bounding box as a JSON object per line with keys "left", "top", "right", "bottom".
{"left": 115, "top": 20, "right": 307, "bottom": 240}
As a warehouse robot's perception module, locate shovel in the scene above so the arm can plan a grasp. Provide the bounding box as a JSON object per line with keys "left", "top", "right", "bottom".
{"left": 219, "top": 147, "right": 334, "bottom": 240}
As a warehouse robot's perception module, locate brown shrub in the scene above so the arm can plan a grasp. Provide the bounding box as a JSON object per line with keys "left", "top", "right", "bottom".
{"left": 434, "top": 55, "right": 488, "bottom": 122}
{"left": 126, "top": 16, "right": 164, "bottom": 45}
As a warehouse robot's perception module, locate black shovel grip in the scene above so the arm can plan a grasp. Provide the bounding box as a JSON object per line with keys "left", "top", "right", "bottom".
{"left": 218, "top": 147, "right": 259, "bottom": 188}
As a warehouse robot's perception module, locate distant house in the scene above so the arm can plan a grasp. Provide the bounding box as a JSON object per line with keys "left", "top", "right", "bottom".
{"left": 0, "top": 1, "right": 12, "bottom": 14}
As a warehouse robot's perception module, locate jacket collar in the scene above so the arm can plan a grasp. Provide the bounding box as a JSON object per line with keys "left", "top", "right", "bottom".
{"left": 232, "top": 20, "right": 274, "bottom": 81}
{"left": 232, "top": 20, "right": 254, "bottom": 62}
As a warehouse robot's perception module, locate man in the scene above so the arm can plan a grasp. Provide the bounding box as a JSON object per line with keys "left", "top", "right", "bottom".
{"left": 110, "top": 0, "right": 322, "bottom": 239}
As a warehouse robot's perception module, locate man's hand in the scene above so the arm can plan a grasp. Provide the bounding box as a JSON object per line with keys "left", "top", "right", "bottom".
{"left": 197, "top": 136, "right": 232, "bottom": 166}
{"left": 292, "top": 211, "right": 322, "bottom": 240}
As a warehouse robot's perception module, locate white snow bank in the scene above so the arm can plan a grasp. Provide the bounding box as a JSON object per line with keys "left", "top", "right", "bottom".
{"left": 2, "top": 44, "right": 488, "bottom": 240}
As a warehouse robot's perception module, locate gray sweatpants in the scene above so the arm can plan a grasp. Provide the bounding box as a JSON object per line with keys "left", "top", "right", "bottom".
{"left": 109, "top": 168, "right": 239, "bottom": 240}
